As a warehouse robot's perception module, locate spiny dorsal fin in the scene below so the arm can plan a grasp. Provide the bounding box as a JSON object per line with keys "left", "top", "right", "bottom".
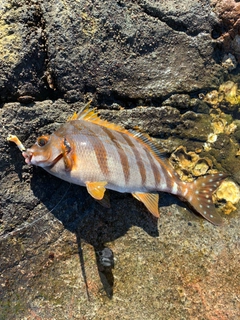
{"left": 68, "top": 111, "right": 78, "bottom": 121}
{"left": 70, "top": 103, "right": 168, "bottom": 160}
{"left": 67, "top": 100, "right": 93, "bottom": 121}
{"left": 129, "top": 129, "right": 168, "bottom": 160}
{"left": 69, "top": 102, "right": 131, "bottom": 135}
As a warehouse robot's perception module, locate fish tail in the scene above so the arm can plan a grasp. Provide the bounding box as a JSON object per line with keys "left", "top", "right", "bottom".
{"left": 183, "top": 173, "right": 228, "bottom": 225}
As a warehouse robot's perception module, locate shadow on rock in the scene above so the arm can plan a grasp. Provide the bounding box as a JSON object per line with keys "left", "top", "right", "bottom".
{"left": 29, "top": 168, "right": 161, "bottom": 298}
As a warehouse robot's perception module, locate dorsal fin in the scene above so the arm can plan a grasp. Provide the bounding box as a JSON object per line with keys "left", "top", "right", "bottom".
{"left": 68, "top": 100, "right": 93, "bottom": 121}
{"left": 69, "top": 102, "right": 131, "bottom": 135}
{"left": 129, "top": 129, "right": 168, "bottom": 160}
{"left": 70, "top": 103, "right": 168, "bottom": 160}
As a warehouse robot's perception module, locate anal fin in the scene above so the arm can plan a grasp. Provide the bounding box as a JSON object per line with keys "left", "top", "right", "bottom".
{"left": 86, "top": 181, "right": 107, "bottom": 200}
{"left": 132, "top": 192, "right": 159, "bottom": 217}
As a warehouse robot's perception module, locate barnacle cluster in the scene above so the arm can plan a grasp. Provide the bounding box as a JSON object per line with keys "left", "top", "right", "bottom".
{"left": 213, "top": 180, "right": 240, "bottom": 215}
{"left": 169, "top": 146, "right": 213, "bottom": 182}
{"left": 170, "top": 146, "right": 240, "bottom": 215}
{"left": 198, "top": 82, "right": 240, "bottom": 151}
{"left": 201, "top": 81, "right": 239, "bottom": 151}
{"left": 203, "top": 109, "right": 237, "bottom": 151}
{"left": 203, "top": 81, "right": 240, "bottom": 106}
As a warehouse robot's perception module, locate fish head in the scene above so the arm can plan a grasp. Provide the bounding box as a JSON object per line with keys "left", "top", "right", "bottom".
{"left": 22, "top": 134, "right": 64, "bottom": 168}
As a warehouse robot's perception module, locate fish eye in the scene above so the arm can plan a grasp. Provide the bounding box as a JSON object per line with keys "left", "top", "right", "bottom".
{"left": 37, "top": 136, "right": 49, "bottom": 147}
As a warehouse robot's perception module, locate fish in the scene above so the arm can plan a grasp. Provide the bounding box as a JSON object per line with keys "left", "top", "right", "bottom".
{"left": 7, "top": 105, "right": 228, "bottom": 225}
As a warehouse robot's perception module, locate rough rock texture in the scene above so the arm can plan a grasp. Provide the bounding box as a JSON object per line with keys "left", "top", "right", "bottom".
{"left": 0, "top": 0, "right": 228, "bottom": 103}
{"left": 0, "top": 0, "right": 240, "bottom": 319}
{"left": 0, "top": 0, "right": 47, "bottom": 102}
{"left": 212, "top": 0, "right": 240, "bottom": 62}
{"left": 41, "top": 0, "right": 223, "bottom": 101}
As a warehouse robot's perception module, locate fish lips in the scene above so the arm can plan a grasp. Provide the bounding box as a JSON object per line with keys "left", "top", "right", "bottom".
{"left": 22, "top": 150, "right": 32, "bottom": 164}
{"left": 22, "top": 149, "right": 49, "bottom": 166}
{"left": 22, "top": 149, "right": 63, "bottom": 168}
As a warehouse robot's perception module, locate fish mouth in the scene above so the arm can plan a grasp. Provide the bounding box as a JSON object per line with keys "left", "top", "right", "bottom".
{"left": 22, "top": 149, "right": 50, "bottom": 166}
{"left": 22, "top": 149, "right": 62, "bottom": 167}
{"left": 22, "top": 150, "right": 32, "bottom": 164}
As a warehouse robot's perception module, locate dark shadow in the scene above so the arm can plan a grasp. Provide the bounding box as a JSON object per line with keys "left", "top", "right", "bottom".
{"left": 29, "top": 167, "right": 160, "bottom": 298}
{"left": 7, "top": 147, "right": 27, "bottom": 183}
{"left": 5, "top": 150, "right": 196, "bottom": 298}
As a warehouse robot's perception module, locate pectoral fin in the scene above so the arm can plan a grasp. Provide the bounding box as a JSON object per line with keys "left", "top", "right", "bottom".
{"left": 86, "top": 181, "right": 108, "bottom": 200}
{"left": 132, "top": 192, "right": 160, "bottom": 217}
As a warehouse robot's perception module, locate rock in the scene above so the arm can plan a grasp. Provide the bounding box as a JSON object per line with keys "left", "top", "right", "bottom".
{"left": 0, "top": 0, "right": 227, "bottom": 103}
{"left": 0, "top": 1, "right": 240, "bottom": 319}
{"left": 1, "top": 98, "right": 240, "bottom": 318}
{"left": 42, "top": 0, "right": 224, "bottom": 101}
{"left": 0, "top": 0, "right": 48, "bottom": 102}
{"left": 212, "top": 0, "right": 240, "bottom": 62}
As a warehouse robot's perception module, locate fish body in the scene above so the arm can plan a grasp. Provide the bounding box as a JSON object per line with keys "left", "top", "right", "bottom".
{"left": 31, "top": 120, "right": 175, "bottom": 193}
{"left": 17, "top": 106, "right": 227, "bottom": 225}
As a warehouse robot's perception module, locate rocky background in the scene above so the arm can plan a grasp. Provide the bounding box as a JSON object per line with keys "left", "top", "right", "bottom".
{"left": 0, "top": 0, "right": 240, "bottom": 319}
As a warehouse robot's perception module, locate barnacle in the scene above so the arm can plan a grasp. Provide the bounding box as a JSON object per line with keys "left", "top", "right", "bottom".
{"left": 211, "top": 118, "right": 227, "bottom": 134}
{"left": 214, "top": 180, "right": 240, "bottom": 205}
{"left": 203, "top": 90, "right": 221, "bottom": 106}
{"left": 203, "top": 109, "right": 237, "bottom": 151}
{"left": 221, "top": 53, "right": 237, "bottom": 71}
{"left": 192, "top": 158, "right": 212, "bottom": 176}
{"left": 219, "top": 81, "right": 240, "bottom": 105}
{"left": 169, "top": 146, "right": 212, "bottom": 181}
{"left": 213, "top": 180, "right": 240, "bottom": 215}
{"left": 203, "top": 81, "right": 240, "bottom": 107}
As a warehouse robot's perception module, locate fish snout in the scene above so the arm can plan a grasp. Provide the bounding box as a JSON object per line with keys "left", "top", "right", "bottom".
{"left": 22, "top": 149, "right": 33, "bottom": 165}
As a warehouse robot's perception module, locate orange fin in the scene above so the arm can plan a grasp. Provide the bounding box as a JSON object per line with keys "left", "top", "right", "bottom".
{"left": 68, "top": 100, "right": 93, "bottom": 121}
{"left": 68, "top": 111, "right": 78, "bottom": 121}
{"left": 185, "top": 173, "right": 228, "bottom": 225}
{"left": 132, "top": 192, "right": 160, "bottom": 217}
{"left": 86, "top": 181, "right": 107, "bottom": 200}
{"left": 71, "top": 103, "right": 131, "bottom": 134}
{"left": 71, "top": 104, "right": 168, "bottom": 161}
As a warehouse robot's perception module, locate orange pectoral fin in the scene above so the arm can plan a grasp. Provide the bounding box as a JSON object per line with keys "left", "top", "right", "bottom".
{"left": 132, "top": 192, "right": 160, "bottom": 217}
{"left": 86, "top": 181, "right": 108, "bottom": 200}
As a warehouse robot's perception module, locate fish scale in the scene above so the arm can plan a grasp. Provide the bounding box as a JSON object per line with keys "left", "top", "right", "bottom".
{"left": 8, "top": 105, "right": 228, "bottom": 225}
{"left": 71, "top": 121, "right": 166, "bottom": 193}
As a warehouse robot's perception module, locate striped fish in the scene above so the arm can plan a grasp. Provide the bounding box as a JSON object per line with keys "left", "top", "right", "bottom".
{"left": 14, "top": 106, "right": 227, "bottom": 225}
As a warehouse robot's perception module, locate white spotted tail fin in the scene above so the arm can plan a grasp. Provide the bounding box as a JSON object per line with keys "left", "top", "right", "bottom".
{"left": 184, "top": 173, "right": 228, "bottom": 225}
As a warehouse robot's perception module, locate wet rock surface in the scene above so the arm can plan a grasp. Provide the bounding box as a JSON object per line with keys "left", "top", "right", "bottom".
{"left": 0, "top": 0, "right": 240, "bottom": 319}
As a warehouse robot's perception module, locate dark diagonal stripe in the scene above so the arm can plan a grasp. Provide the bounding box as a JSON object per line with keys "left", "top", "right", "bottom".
{"left": 144, "top": 150, "right": 161, "bottom": 187}
{"left": 101, "top": 127, "right": 130, "bottom": 184}
{"left": 81, "top": 124, "right": 109, "bottom": 178}
{"left": 122, "top": 133, "right": 146, "bottom": 185}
